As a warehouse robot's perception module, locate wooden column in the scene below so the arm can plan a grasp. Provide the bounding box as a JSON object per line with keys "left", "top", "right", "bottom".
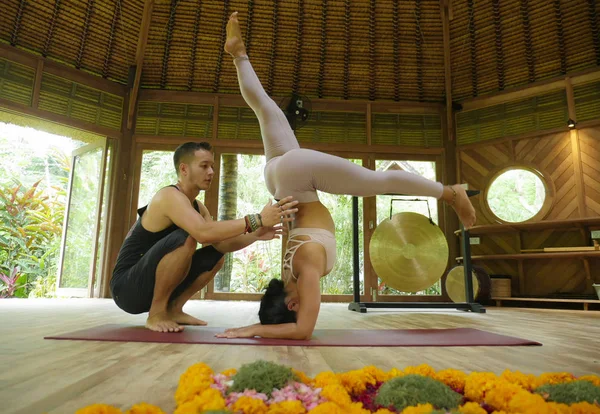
{"left": 565, "top": 77, "right": 587, "bottom": 217}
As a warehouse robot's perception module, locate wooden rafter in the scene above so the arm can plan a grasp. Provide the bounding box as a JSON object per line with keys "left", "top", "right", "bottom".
{"left": 10, "top": 0, "right": 26, "bottom": 46}
{"left": 266, "top": 0, "right": 279, "bottom": 96}
{"left": 187, "top": 0, "right": 202, "bottom": 91}
{"left": 102, "top": 1, "right": 120, "bottom": 78}
{"left": 76, "top": 0, "right": 95, "bottom": 69}
{"left": 368, "top": 0, "right": 376, "bottom": 101}
{"left": 343, "top": 0, "right": 350, "bottom": 100}
{"left": 553, "top": 0, "right": 567, "bottom": 75}
{"left": 291, "top": 0, "right": 304, "bottom": 94}
{"left": 415, "top": 0, "right": 424, "bottom": 101}
{"left": 588, "top": 0, "right": 600, "bottom": 65}
{"left": 520, "top": 0, "right": 535, "bottom": 83}
{"left": 161, "top": 0, "right": 178, "bottom": 89}
{"left": 467, "top": 0, "right": 478, "bottom": 96}
{"left": 440, "top": 0, "right": 454, "bottom": 140}
{"left": 393, "top": 0, "right": 400, "bottom": 101}
{"left": 127, "top": 0, "right": 154, "bottom": 130}
{"left": 492, "top": 0, "right": 505, "bottom": 89}
{"left": 42, "top": 0, "right": 62, "bottom": 57}
{"left": 317, "top": 0, "right": 328, "bottom": 98}
{"left": 212, "top": 0, "right": 230, "bottom": 93}
{"left": 245, "top": 0, "right": 255, "bottom": 55}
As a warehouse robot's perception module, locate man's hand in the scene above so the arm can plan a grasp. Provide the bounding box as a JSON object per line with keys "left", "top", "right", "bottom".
{"left": 215, "top": 325, "right": 257, "bottom": 338}
{"left": 254, "top": 223, "right": 286, "bottom": 241}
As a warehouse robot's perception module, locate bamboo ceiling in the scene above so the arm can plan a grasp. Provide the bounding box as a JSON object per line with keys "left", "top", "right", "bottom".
{"left": 0, "top": 0, "right": 598, "bottom": 103}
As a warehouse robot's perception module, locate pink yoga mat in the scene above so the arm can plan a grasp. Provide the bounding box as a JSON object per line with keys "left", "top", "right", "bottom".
{"left": 44, "top": 324, "right": 541, "bottom": 347}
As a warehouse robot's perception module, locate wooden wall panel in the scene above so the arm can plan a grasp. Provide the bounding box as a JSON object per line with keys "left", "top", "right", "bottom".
{"left": 579, "top": 126, "right": 600, "bottom": 216}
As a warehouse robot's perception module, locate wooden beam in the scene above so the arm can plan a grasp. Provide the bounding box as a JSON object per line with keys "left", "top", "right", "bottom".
{"left": 566, "top": 77, "right": 587, "bottom": 217}
{"left": 0, "top": 43, "right": 127, "bottom": 96}
{"left": 127, "top": 0, "right": 154, "bottom": 130}
{"left": 31, "top": 60, "right": 44, "bottom": 109}
{"left": 0, "top": 97, "right": 122, "bottom": 138}
{"left": 440, "top": 0, "right": 454, "bottom": 141}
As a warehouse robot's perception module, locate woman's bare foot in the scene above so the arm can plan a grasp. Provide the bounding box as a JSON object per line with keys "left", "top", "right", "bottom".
{"left": 224, "top": 11, "right": 247, "bottom": 58}
{"left": 168, "top": 310, "right": 207, "bottom": 326}
{"left": 146, "top": 311, "right": 183, "bottom": 333}
{"left": 443, "top": 184, "right": 477, "bottom": 229}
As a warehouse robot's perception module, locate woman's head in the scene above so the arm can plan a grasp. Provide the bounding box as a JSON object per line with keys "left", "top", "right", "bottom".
{"left": 259, "top": 279, "right": 297, "bottom": 324}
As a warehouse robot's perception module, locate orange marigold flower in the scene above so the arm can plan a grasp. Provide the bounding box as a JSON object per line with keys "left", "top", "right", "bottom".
{"left": 313, "top": 371, "right": 340, "bottom": 388}
{"left": 266, "top": 400, "right": 306, "bottom": 414}
{"left": 507, "top": 390, "right": 547, "bottom": 413}
{"left": 75, "top": 404, "right": 123, "bottom": 414}
{"left": 403, "top": 364, "right": 435, "bottom": 378}
{"left": 221, "top": 368, "right": 237, "bottom": 377}
{"left": 308, "top": 402, "right": 346, "bottom": 414}
{"left": 457, "top": 401, "right": 487, "bottom": 414}
{"left": 483, "top": 380, "right": 524, "bottom": 412}
{"left": 125, "top": 403, "right": 166, "bottom": 414}
{"left": 545, "top": 402, "right": 571, "bottom": 414}
{"left": 373, "top": 409, "right": 395, "bottom": 414}
{"left": 337, "top": 368, "right": 380, "bottom": 395}
{"left": 400, "top": 403, "right": 435, "bottom": 413}
{"left": 435, "top": 368, "right": 467, "bottom": 392}
{"left": 535, "top": 372, "right": 576, "bottom": 387}
{"left": 569, "top": 401, "right": 600, "bottom": 414}
{"left": 464, "top": 372, "right": 499, "bottom": 402}
{"left": 292, "top": 369, "right": 313, "bottom": 385}
{"left": 174, "top": 377, "right": 213, "bottom": 406}
{"left": 500, "top": 369, "right": 537, "bottom": 391}
{"left": 174, "top": 388, "right": 226, "bottom": 414}
{"left": 230, "top": 396, "right": 268, "bottom": 414}
{"left": 320, "top": 383, "right": 352, "bottom": 407}
{"left": 347, "top": 401, "right": 371, "bottom": 414}
{"left": 578, "top": 375, "right": 600, "bottom": 387}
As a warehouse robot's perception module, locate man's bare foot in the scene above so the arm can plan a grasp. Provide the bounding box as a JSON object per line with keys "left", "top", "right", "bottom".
{"left": 224, "top": 11, "right": 247, "bottom": 58}
{"left": 444, "top": 184, "right": 477, "bottom": 229}
{"left": 168, "top": 310, "right": 207, "bottom": 326}
{"left": 146, "top": 311, "right": 183, "bottom": 333}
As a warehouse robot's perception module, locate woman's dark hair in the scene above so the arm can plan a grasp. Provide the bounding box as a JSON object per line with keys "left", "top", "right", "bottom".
{"left": 258, "top": 279, "right": 297, "bottom": 325}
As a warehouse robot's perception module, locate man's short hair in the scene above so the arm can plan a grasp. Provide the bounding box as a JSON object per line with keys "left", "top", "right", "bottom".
{"left": 173, "top": 142, "right": 212, "bottom": 175}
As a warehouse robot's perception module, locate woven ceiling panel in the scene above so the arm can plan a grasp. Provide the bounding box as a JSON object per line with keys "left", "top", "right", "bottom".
{"left": 0, "top": 58, "right": 35, "bottom": 106}
{"left": 372, "top": 113, "right": 443, "bottom": 147}
{"left": 574, "top": 80, "right": 600, "bottom": 123}
{"left": 135, "top": 101, "right": 214, "bottom": 137}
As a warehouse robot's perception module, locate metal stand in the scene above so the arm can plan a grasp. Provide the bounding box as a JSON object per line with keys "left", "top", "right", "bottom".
{"left": 348, "top": 191, "right": 486, "bottom": 313}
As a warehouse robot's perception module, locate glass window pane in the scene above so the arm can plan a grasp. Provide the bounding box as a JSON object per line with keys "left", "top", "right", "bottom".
{"left": 374, "top": 159, "right": 441, "bottom": 296}
{"left": 487, "top": 169, "right": 546, "bottom": 222}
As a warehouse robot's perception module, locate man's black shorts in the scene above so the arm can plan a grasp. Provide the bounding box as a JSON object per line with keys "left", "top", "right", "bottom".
{"left": 110, "top": 228, "right": 224, "bottom": 314}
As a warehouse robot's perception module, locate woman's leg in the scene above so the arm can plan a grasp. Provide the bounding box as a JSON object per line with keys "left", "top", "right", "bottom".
{"left": 225, "top": 12, "right": 299, "bottom": 161}
{"left": 290, "top": 149, "right": 477, "bottom": 228}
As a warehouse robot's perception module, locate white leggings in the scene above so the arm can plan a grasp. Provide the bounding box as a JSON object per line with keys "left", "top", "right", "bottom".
{"left": 234, "top": 56, "right": 444, "bottom": 203}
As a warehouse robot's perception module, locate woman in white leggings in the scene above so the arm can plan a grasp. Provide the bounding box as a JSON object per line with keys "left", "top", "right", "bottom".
{"left": 217, "top": 12, "right": 476, "bottom": 340}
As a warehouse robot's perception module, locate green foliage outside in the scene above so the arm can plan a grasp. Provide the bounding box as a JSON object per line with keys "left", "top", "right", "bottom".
{"left": 488, "top": 169, "right": 545, "bottom": 223}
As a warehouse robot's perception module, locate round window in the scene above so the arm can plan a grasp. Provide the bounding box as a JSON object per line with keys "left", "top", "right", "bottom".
{"left": 486, "top": 168, "right": 547, "bottom": 223}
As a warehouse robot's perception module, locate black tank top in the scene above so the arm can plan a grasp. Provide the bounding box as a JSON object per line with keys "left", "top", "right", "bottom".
{"left": 111, "top": 185, "right": 199, "bottom": 279}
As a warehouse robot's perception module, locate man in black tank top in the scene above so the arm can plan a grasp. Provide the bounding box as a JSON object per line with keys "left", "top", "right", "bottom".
{"left": 110, "top": 142, "right": 298, "bottom": 333}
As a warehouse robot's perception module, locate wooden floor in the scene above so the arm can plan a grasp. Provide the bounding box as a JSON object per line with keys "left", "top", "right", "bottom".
{"left": 1, "top": 299, "right": 599, "bottom": 414}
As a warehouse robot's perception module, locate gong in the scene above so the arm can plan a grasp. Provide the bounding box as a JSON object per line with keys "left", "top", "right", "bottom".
{"left": 370, "top": 212, "right": 449, "bottom": 292}
{"left": 445, "top": 265, "right": 491, "bottom": 303}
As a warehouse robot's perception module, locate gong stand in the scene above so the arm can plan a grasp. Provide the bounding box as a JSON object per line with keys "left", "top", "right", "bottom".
{"left": 348, "top": 190, "right": 486, "bottom": 313}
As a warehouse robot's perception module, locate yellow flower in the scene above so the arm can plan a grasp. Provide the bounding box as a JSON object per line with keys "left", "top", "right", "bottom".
{"left": 483, "top": 380, "right": 524, "bottom": 412}
{"left": 373, "top": 409, "right": 395, "bottom": 414}
{"left": 313, "top": 371, "right": 340, "bottom": 388}
{"left": 292, "top": 369, "right": 313, "bottom": 385}
{"left": 266, "top": 400, "right": 306, "bottom": 414}
{"left": 385, "top": 368, "right": 405, "bottom": 379}
{"left": 174, "top": 388, "right": 226, "bottom": 414}
{"left": 569, "top": 401, "right": 600, "bottom": 414}
{"left": 75, "top": 405, "right": 123, "bottom": 414}
{"left": 221, "top": 368, "right": 237, "bottom": 377}
{"left": 230, "top": 396, "right": 268, "bottom": 414}
{"left": 578, "top": 375, "right": 600, "bottom": 387}
{"left": 403, "top": 364, "right": 436, "bottom": 378}
{"left": 174, "top": 377, "right": 213, "bottom": 406}
{"left": 400, "top": 403, "right": 435, "bottom": 413}
{"left": 125, "top": 403, "right": 166, "bottom": 414}
{"left": 320, "top": 383, "right": 352, "bottom": 407}
{"left": 464, "top": 372, "right": 499, "bottom": 403}
{"left": 347, "top": 401, "right": 371, "bottom": 414}
{"left": 337, "top": 368, "right": 378, "bottom": 395}
{"left": 307, "top": 402, "right": 346, "bottom": 414}
{"left": 507, "top": 390, "right": 547, "bottom": 413}
{"left": 534, "top": 372, "right": 576, "bottom": 387}
{"left": 500, "top": 369, "right": 537, "bottom": 391}
{"left": 457, "top": 402, "right": 487, "bottom": 414}
{"left": 434, "top": 368, "right": 467, "bottom": 392}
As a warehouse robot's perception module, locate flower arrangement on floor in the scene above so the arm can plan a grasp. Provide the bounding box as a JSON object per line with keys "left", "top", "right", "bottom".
{"left": 76, "top": 361, "right": 600, "bottom": 414}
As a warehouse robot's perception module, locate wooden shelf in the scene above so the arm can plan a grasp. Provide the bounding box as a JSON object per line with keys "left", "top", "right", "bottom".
{"left": 492, "top": 296, "right": 600, "bottom": 311}
{"left": 454, "top": 217, "right": 600, "bottom": 236}
{"left": 456, "top": 251, "right": 600, "bottom": 261}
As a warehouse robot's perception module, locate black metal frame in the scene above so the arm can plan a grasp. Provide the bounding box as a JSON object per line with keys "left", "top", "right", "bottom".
{"left": 348, "top": 191, "right": 486, "bottom": 313}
